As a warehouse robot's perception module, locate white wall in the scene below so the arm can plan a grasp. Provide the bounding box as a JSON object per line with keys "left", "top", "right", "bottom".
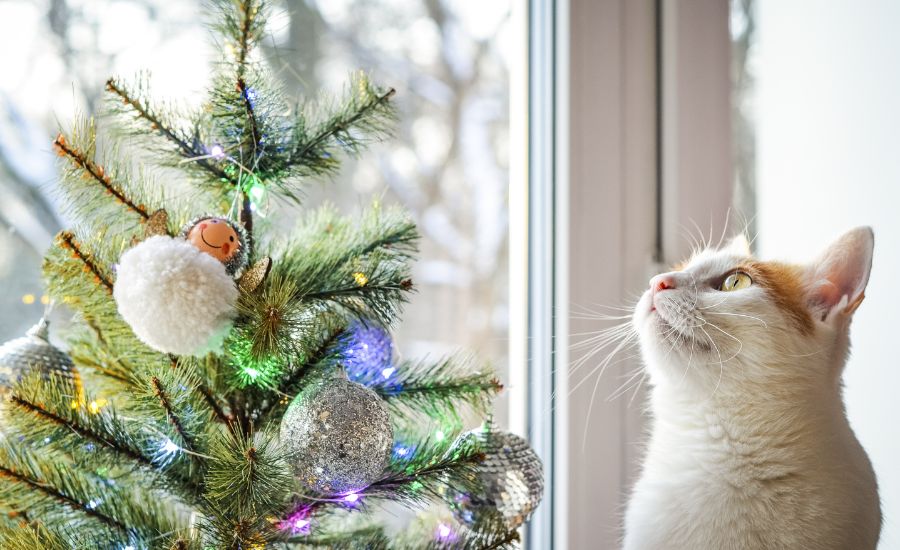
{"left": 757, "top": 2, "right": 900, "bottom": 547}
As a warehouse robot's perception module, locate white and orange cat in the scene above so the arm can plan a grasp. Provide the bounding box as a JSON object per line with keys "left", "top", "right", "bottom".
{"left": 623, "top": 227, "right": 881, "bottom": 550}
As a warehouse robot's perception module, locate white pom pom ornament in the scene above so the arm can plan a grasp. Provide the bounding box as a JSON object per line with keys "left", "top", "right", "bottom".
{"left": 113, "top": 235, "right": 239, "bottom": 356}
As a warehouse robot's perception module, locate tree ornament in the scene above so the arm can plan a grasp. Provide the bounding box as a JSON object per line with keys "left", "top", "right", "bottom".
{"left": 238, "top": 256, "right": 271, "bottom": 294}
{"left": 0, "top": 317, "right": 81, "bottom": 393}
{"left": 144, "top": 208, "right": 170, "bottom": 238}
{"left": 114, "top": 210, "right": 274, "bottom": 355}
{"left": 446, "top": 428, "right": 544, "bottom": 530}
{"left": 181, "top": 215, "right": 249, "bottom": 277}
{"left": 279, "top": 375, "right": 393, "bottom": 495}
{"left": 339, "top": 321, "right": 394, "bottom": 384}
{"left": 113, "top": 235, "right": 239, "bottom": 356}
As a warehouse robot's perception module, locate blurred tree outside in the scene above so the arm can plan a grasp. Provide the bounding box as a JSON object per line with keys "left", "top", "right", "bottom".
{"left": 731, "top": 0, "right": 757, "bottom": 242}
{"left": 0, "top": 0, "right": 512, "bottom": 421}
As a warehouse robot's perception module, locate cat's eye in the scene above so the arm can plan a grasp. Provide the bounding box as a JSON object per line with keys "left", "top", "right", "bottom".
{"left": 719, "top": 272, "right": 752, "bottom": 292}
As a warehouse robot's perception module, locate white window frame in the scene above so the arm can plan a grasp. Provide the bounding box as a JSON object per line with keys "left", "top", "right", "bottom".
{"left": 510, "top": 1, "right": 733, "bottom": 547}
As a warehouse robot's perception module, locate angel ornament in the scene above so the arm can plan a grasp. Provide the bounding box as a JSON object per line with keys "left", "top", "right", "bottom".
{"left": 113, "top": 210, "right": 271, "bottom": 356}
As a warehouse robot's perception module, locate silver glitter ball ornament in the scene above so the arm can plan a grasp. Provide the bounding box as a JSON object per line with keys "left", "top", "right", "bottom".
{"left": 0, "top": 318, "right": 79, "bottom": 391}
{"left": 447, "top": 429, "right": 544, "bottom": 530}
{"left": 279, "top": 376, "right": 393, "bottom": 495}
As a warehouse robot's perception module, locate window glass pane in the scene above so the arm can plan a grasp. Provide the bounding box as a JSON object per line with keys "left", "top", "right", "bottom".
{"left": 736, "top": 2, "right": 898, "bottom": 547}
{"left": 730, "top": 0, "right": 757, "bottom": 242}
{"left": 0, "top": 0, "right": 511, "bottom": 425}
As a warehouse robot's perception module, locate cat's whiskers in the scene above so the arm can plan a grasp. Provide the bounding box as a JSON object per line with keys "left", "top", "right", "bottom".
{"left": 627, "top": 370, "right": 648, "bottom": 406}
{"left": 568, "top": 332, "right": 638, "bottom": 398}
{"left": 569, "top": 301, "right": 639, "bottom": 315}
{"left": 660, "top": 322, "right": 687, "bottom": 363}
{"left": 702, "top": 319, "right": 745, "bottom": 363}
{"left": 569, "top": 312, "right": 634, "bottom": 321}
{"left": 715, "top": 207, "right": 733, "bottom": 250}
{"left": 579, "top": 333, "right": 639, "bottom": 450}
{"left": 552, "top": 323, "right": 637, "bottom": 406}
{"left": 568, "top": 326, "right": 633, "bottom": 338}
{"left": 704, "top": 310, "right": 768, "bottom": 328}
{"left": 697, "top": 295, "right": 730, "bottom": 310}
{"left": 689, "top": 218, "right": 711, "bottom": 251}
{"left": 678, "top": 329, "right": 698, "bottom": 387}
{"left": 607, "top": 363, "right": 646, "bottom": 402}
{"left": 567, "top": 324, "right": 633, "bottom": 356}
{"left": 698, "top": 323, "right": 726, "bottom": 398}
{"left": 566, "top": 339, "right": 632, "bottom": 383}
{"left": 679, "top": 222, "right": 705, "bottom": 256}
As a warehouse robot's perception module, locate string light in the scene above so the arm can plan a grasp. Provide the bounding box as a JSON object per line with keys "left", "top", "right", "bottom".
{"left": 229, "top": 336, "right": 281, "bottom": 388}
{"left": 71, "top": 398, "right": 108, "bottom": 415}
{"left": 343, "top": 492, "right": 360, "bottom": 504}
{"left": 282, "top": 507, "right": 313, "bottom": 535}
{"left": 392, "top": 443, "right": 416, "bottom": 461}
{"left": 22, "top": 294, "right": 35, "bottom": 305}
{"left": 210, "top": 145, "right": 225, "bottom": 159}
{"left": 435, "top": 430, "right": 446, "bottom": 442}
{"left": 154, "top": 438, "right": 182, "bottom": 466}
{"left": 248, "top": 181, "right": 266, "bottom": 204}
{"left": 353, "top": 272, "right": 369, "bottom": 286}
{"left": 436, "top": 523, "right": 455, "bottom": 542}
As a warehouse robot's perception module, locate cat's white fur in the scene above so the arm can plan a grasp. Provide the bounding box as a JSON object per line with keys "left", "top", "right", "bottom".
{"left": 623, "top": 227, "right": 881, "bottom": 550}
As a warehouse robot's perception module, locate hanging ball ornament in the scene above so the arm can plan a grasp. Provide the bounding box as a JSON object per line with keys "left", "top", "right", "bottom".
{"left": 339, "top": 321, "right": 394, "bottom": 384}
{"left": 279, "top": 375, "right": 393, "bottom": 495}
{"left": 0, "top": 317, "right": 80, "bottom": 392}
{"left": 446, "top": 429, "right": 544, "bottom": 530}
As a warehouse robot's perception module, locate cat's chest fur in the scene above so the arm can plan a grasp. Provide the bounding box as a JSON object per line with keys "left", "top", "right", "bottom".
{"left": 622, "top": 388, "right": 880, "bottom": 550}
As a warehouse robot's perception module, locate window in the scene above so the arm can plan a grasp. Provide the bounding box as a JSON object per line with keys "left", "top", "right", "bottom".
{"left": 0, "top": 0, "right": 514, "bottom": 427}
{"left": 746, "top": 2, "right": 899, "bottom": 546}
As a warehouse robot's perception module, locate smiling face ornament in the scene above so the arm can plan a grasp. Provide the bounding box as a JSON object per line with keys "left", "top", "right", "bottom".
{"left": 182, "top": 216, "right": 249, "bottom": 277}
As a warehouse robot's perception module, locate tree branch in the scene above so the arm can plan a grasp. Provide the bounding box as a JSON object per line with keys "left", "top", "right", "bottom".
{"left": 52, "top": 134, "right": 149, "bottom": 220}
{"left": 57, "top": 231, "right": 114, "bottom": 292}
{"left": 9, "top": 396, "right": 153, "bottom": 468}
{"left": 151, "top": 376, "right": 196, "bottom": 454}
{"left": 105, "top": 78, "right": 238, "bottom": 185}
{"left": 0, "top": 465, "right": 129, "bottom": 535}
{"left": 289, "top": 88, "right": 395, "bottom": 165}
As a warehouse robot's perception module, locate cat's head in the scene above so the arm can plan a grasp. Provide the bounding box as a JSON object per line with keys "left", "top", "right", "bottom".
{"left": 633, "top": 227, "right": 874, "bottom": 394}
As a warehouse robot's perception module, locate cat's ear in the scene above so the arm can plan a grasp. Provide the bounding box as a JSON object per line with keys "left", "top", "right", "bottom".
{"left": 724, "top": 234, "right": 751, "bottom": 257}
{"left": 805, "top": 226, "right": 874, "bottom": 320}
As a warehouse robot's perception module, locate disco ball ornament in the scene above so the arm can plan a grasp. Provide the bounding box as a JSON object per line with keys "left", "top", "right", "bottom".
{"left": 447, "top": 429, "right": 544, "bottom": 530}
{"left": 279, "top": 375, "right": 393, "bottom": 495}
{"left": 0, "top": 317, "right": 80, "bottom": 392}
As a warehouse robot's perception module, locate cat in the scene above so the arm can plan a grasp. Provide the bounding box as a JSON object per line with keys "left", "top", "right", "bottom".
{"left": 622, "top": 227, "right": 881, "bottom": 550}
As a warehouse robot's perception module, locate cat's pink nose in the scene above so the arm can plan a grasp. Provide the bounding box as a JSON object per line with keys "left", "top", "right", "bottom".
{"left": 650, "top": 273, "right": 676, "bottom": 293}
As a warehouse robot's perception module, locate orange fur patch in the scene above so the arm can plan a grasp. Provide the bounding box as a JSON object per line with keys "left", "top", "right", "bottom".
{"left": 744, "top": 261, "right": 813, "bottom": 334}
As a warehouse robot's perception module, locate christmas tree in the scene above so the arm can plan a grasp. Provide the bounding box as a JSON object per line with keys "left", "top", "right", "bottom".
{"left": 0, "top": 1, "right": 542, "bottom": 548}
